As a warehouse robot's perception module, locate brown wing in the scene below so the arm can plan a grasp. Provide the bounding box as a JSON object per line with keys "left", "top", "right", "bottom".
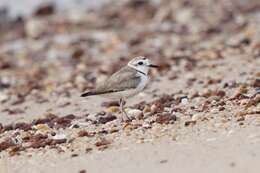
{"left": 96, "top": 66, "right": 141, "bottom": 93}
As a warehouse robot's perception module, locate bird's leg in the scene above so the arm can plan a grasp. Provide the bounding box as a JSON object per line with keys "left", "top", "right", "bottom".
{"left": 119, "top": 98, "right": 130, "bottom": 121}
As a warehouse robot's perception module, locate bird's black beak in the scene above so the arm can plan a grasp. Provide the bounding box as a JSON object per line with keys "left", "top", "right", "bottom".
{"left": 148, "top": 64, "right": 159, "bottom": 68}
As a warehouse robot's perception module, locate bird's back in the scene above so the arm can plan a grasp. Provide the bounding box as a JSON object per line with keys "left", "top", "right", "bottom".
{"left": 96, "top": 66, "right": 141, "bottom": 93}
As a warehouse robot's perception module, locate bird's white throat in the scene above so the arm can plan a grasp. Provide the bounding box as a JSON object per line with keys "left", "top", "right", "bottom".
{"left": 128, "top": 64, "right": 149, "bottom": 75}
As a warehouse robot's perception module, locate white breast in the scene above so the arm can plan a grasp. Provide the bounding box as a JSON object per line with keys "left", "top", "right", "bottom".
{"left": 136, "top": 73, "right": 149, "bottom": 92}
{"left": 120, "top": 73, "right": 148, "bottom": 99}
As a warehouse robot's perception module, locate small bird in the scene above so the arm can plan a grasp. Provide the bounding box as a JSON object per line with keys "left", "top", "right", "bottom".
{"left": 81, "top": 56, "right": 158, "bottom": 121}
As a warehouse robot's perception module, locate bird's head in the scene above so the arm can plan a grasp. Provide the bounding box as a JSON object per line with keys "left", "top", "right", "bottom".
{"left": 128, "top": 56, "right": 158, "bottom": 75}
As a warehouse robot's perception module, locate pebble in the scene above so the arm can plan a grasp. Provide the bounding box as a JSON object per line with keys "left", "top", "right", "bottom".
{"left": 126, "top": 109, "right": 143, "bottom": 119}
{"left": 142, "top": 122, "right": 151, "bottom": 129}
{"left": 51, "top": 133, "right": 67, "bottom": 140}
{"left": 25, "top": 18, "right": 46, "bottom": 38}
{"left": 156, "top": 113, "right": 176, "bottom": 124}
{"left": 106, "top": 106, "right": 120, "bottom": 113}
{"left": 97, "top": 113, "right": 117, "bottom": 124}
{"left": 151, "top": 104, "right": 158, "bottom": 113}
{"left": 0, "top": 92, "right": 9, "bottom": 103}
{"left": 191, "top": 113, "right": 202, "bottom": 121}
{"left": 181, "top": 98, "right": 189, "bottom": 105}
{"left": 143, "top": 105, "right": 151, "bottom": 113}
{"left": 33, "top": 124, "right": 51, "bottom": 134}
{"left": 19, "top": 131, "right": 31, "bottom": 140}
{"left": 163, "top": 107, "right": 172, "bottom": 112}
{"left": 210, "top": 108, "right": 219, "bottom": 114}
{"left": 240, "top": 99, "right": 248, "bottom": 105}
{"left": 184, "top": 120, "right": 196, "bottom": 126}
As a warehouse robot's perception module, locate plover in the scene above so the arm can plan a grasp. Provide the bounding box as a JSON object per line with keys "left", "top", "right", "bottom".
{"left": 81, "top": 56, "right": 158, "bottom": 121}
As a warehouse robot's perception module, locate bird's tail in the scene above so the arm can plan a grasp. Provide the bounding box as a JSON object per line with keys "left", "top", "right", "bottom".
{"left": 81, "top": 90, "right": 115, "bottom": 97}
{"left": 80, "top": 91, "right": 97, "bottom": 97}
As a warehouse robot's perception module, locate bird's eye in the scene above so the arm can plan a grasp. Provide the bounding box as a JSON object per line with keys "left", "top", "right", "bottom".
{"left": 138, "top": 61, "right": 144, "bottom": 65}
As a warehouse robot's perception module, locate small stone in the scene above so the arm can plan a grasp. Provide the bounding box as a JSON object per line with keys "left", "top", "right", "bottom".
{"left": 79, "top": 170, "right": 86, "bottom": 173}
{"left": 78, "top": 130, "right": 95, "bottom": 137}
{"left": 123, "top": 123, "right": 138, "bottom": 131}
{"left": 106, "top": 106, "right": 120, "bottom": 113}
{"left": 239, "top": 122, "right": 244, "bottom": 126}
{"left": 109, "top": 127, "right": 119, "bottom": 133}
{"left": 32, "top": 113, "right": 57, "bottom": 125}
{"left": 202, "top": 90, "right": 226, "bottom": 98}
{"left": 14, "top": 122, "right": 32, "bottom": 131}
{"left": 25, "top": 18, "right": 46, "bottom": 38}
{"left": 0, "top": 138, "right": 15, "bottom": 152}
{"left": 51, "top": 138, "right": 67, "bottom": 145}
{"left": 34, "top": 3, "right": 55, "bottom": 16}
{"left": 184, "top": 120, "right": 196, "bottom": 126}
{"left": 246, "top": 94, "right": 260, "bottom": 108}
{"left": 101, "top": 101, "right": 119, "bottom": 107}
{"left": 159, "top": 159, "right": 168, "bottom": 164}
{"left": 0, "top": 92, "right": 9, "bottom": 103}
{"left": 230, "top": 162, "right": 236, "bottom": 167}
{"left": 252, "top": 79, "right": 260, "bottom": 88}
{"left": 126, "top": 109, "right": 143, "bottom": 119}
{"left": 53, "top": 114, "right": 75, "bottom": 128}
{"left": 151, "top": 104, "right": 158, "bottom": 113}
{"left": 218, "top": 106, "right": 225, "bottom": 111}
{"left": 51, "top": 133, "right": 66, "bottom": 140}
{"left": 19, "top": 131, "right": 31, "bottom": 140}
{"left": 143, "top": 105, "right": 151, "bottom": 113}
{"left": 163, "top": 107, "right": 172, "bottom": 112}
{"left": 71, "top": 153, "right": 79, "bottom": 157}
{"left": 69, "top": 124, "right": 80, "bottom": 129}
{"left": 181, "top": 98, "right": 188, "bottom": 105}
{"left": 142, "top": 122, "right": 151, "bottom": 129}
{"left": 236, "top": 117, "right": 245, "bottom": 122}
{"left": 156, "top": 113, "right": 176, "bottom": 124}
{"left": 210, "top": 108, "right": 219, "bottom": 114}
{"left": 191, "top": 114, "right": 201, "bottom": 121}
{"left": 33, "top": 124, "right": 51, "bottom": 132}
{"left": 240, "top": 99, "right": 248, "bottom": 105}
{"left": 97, "top": 113, "right": 117, "bottom": 124}
{"left": 95, "top": 138, "right": 111, "bottom": 147}
{"left": 231, "top": 85, "right": 248, "bottom": 99}
{"left": 8, "top": 145, "right": 24, "bottom": 156}
{"left": 136, "top": 139, "right": 144, "bottom": 144}
{"left": 85, "top": 147, "right": 93, "bottom": 153}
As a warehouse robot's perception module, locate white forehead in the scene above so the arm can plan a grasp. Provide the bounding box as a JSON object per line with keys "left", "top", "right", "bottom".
{"left": 130, "top": 56, "right": 150, "bottom": 64}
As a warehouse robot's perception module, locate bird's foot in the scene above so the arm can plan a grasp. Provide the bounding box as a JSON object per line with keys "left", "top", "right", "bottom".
{"left": 120, "top": 110, "right": 131, "bottom": 122}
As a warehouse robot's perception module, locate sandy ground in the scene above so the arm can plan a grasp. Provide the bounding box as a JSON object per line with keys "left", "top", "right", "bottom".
{"left": 0, "top": 0, "right": 260, "bottom": 173}
{"left": 1, "top": 128, "right": 260, "bottom": 173}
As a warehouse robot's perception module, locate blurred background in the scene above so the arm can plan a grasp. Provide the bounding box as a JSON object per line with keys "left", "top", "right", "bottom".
{"left": 1, "top": 0, "right": 259, "bottom": 94}
{"left": 0, "top": 0, "right": 109, "bottom": 17}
